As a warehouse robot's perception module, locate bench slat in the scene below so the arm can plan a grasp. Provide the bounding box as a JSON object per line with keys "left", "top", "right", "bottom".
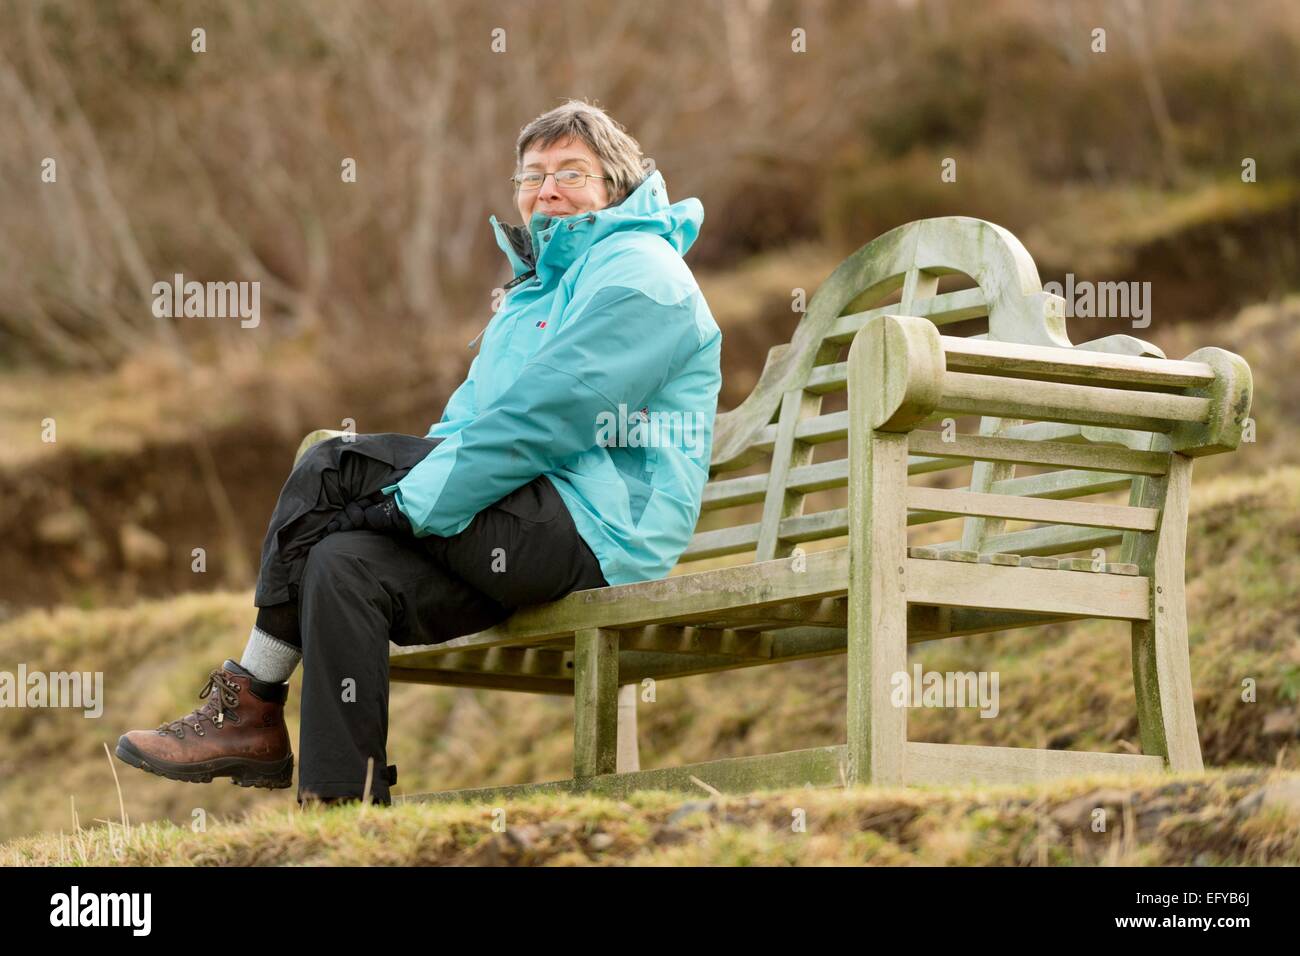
{"left": 988, "top": 468, "right": 1132, "bottom": 499}
{"left": 933, "top": 523, "right": 1122, "bottom": 557}
{"left": 406, "top": 741, "right": 1165, "bottom": 802}
{"left": 905, "top": 558, "right": 1150, "bottom": 620}
{"left": 412, "top": 745, "right": 851, "bottom": 803}
{"left": 823, "top": 287, "right": 991, "bottom": 345}
{"left": 904, "top": 743, "right": 1164, "bottom": 785}
{"left": 906, "top": 486, "right": 1158, "bottom": 531}
{"left": 690, "top": 469, "right": 1140, "bottom": 559}
{"left": 940, "top": 371, "right": 1210, "bottom": 431}
{"left": 939, "top": 335, "right": 1215, "bottom": 388}
{"left": 804, "top": 344, "right": 1213, "bottom": 396}
{"left": 908, "top": 430, "right": 1169, "bottom": 475}
{"left": 756, "top": 387, "right": 822, "bottom": 561}
{"left": 391, "top": 548, "right": 852, "bottom": 658}
{"left": 702, "top": 460, "right": 1132, "bottom": 516}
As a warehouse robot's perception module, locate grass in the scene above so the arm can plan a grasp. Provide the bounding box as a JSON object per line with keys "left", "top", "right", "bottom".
{"left": 4, "top": 768, "right": 1298, "bottom": 866}
{"left": 0, "top": 462, "right": 1295, "bottom": 861}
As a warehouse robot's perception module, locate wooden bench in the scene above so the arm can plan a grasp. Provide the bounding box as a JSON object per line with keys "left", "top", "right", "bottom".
{"left": 294, "top": 216, "right": 1253, "bottom": 801}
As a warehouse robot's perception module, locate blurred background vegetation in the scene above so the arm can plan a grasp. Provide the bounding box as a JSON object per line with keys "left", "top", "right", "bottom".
{"left": 2, "top": 0, "right": 1298, "bottom": 607}
{"left": 0, "top": 0, "right": 1297, "bottom": 843}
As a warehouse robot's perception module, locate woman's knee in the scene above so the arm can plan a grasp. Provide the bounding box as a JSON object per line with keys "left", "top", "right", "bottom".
{"left": 294, "top": 435, "right": 346, "bottom": 475}
{"left": 301, "top": 532, "right": 372, "bottom": 592}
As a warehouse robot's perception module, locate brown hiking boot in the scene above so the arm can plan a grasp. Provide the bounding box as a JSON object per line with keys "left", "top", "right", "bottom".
{"left": 115, "top": 659, "right": 294, "bottom": 790}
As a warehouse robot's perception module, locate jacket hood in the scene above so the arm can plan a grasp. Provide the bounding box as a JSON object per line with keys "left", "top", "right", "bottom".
{"left": 489, "top": 169, "right": 703, "bottom": 286}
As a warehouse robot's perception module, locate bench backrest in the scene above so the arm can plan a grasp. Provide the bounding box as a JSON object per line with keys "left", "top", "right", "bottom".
{"left": 677, "top": 216, "right": 1250, "bottom": 573}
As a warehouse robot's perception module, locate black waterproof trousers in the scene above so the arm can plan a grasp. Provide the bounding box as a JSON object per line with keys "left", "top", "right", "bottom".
{"left": 252, "top": 433, "right": 608, "bottom": 805}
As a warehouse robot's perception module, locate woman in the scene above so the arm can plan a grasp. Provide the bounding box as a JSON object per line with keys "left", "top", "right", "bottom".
{"left": 114, "top": 99, "right": 723, "bottom": 807}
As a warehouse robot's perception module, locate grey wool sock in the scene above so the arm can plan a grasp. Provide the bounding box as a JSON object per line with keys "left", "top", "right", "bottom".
{"left": 239, "top": 626, "right": 301, "bottom": 684}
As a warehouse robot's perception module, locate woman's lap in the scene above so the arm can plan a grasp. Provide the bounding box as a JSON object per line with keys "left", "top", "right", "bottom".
{"left": 254, "top": 433, "right": 607, "bottom": 645}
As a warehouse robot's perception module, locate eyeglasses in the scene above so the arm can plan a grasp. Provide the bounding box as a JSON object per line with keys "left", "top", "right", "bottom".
{"left": 510, "top": 169, "right": 610, "bottom": 191}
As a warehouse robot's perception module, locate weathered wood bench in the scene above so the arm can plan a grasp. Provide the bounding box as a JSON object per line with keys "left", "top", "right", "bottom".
{"left": 295, "top": 216, "right": 1252, "bottom": 801}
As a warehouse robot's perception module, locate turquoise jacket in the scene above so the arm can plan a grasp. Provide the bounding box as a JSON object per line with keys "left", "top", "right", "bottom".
{"left": 385, "top": 169, "right": 722, "bottom": 586}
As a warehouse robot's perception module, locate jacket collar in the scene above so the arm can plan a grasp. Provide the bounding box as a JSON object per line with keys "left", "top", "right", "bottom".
{"left": 488, "top": 169, "right": 702, "bottom": 288}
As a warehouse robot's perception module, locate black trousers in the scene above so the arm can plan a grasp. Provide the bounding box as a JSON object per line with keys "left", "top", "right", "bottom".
{"left": 253, "top": 433, "right": 608, "bottom": 804}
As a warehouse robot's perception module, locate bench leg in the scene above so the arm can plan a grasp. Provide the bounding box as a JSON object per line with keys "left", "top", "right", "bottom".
{"left": 616, "top": 683, "right": 640, "bottom": 773}
{"left": 846, "top": 430, "right": 910, "bottom": 786}
{"left": 1126, "top": 457, "right": 1204, "bottom": 772}
{"left": 1131, "top": 614, "right": 1203, "bottom": 773}
{"left": 573, "top": 627, "right": 619, "bottom": 778}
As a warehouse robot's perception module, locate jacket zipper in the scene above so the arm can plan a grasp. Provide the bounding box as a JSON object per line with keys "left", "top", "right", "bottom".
{"left": 467, "top": 267, "right": 539, "bottom": 350}
{"left": 467, "top": 321, "right": 490, "bottom": 350}
{"left": 469, "top": 212, "right": 595, "bottom": 349}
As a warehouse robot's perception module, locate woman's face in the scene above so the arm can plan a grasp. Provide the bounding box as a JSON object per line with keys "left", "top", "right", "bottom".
{"left": 515, "top": 136, "right": 611, "bottom": 224}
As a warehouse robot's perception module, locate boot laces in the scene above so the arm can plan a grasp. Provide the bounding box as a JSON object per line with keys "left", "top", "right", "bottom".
{"left": 157, "top": 669, "right": 242, "bottom": 737}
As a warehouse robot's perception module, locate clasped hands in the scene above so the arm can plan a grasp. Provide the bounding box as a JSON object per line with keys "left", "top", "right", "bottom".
{"left": 325, "top": 491, "right": 413, "bottom": 536}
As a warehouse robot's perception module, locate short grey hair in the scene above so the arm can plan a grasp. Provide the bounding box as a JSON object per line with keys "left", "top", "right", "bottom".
{"left": 514, "top": 99, "right": 646, "bottom": 205}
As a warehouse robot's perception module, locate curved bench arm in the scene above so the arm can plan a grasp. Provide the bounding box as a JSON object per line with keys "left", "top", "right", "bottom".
{"left": 293, "top": 428, "right": 350, "bottom": 466}
{"left": 847, "top": 315, "right": 945, "bottom": 432}
{"left": 845, "top": 314, "right": 1254, "bottom": 457}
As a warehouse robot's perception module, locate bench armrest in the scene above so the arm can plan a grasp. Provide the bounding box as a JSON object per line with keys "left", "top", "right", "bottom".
{"left": 847, "top": 314, "right": 1253, "bottom": 456}
{"left": 293, "top": 429, "right": 350, "bottom": 466}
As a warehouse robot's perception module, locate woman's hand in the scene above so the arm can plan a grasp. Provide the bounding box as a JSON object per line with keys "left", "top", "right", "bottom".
{"left": 325, "top": 492, "right": 413, "bottom": 536}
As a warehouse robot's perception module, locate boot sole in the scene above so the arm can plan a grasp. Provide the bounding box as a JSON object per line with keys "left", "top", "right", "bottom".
{"left": 115, "top": 736, "right": 294, "bottom": 790}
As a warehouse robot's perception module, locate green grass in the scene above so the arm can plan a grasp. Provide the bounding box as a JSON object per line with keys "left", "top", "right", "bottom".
{"left": 4, "top": 769, "right": 1297, "bottom": 866}
{"left": 0, "top": 464, "right": 1295, "bottom": 862}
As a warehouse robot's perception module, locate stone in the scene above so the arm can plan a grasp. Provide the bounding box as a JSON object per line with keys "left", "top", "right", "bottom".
{"left": 37, "top": 507, "right": 92, "bottom": 546}
{"left": 119, "top": 523, "right": 167, "bottom": 570}
{"left": 667, "top": 799, "right": 716, "bottom": 824}
{"left": 1261, "top": 708, "right": 1298, "bottom": 738}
